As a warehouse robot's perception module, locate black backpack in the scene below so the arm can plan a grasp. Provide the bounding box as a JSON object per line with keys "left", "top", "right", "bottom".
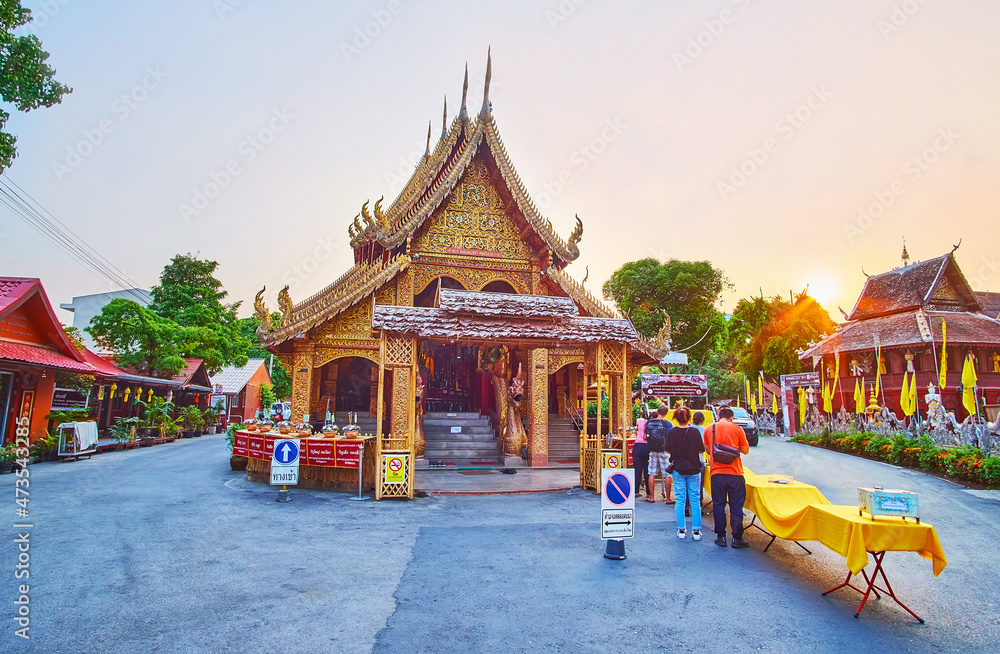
{"left": 645, "top": 418, "right": 668, "bottom": 451}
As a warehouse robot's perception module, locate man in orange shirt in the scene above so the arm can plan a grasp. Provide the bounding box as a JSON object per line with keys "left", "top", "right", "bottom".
{"left": 704, "top": 406, "right": 750, "bottom": 548}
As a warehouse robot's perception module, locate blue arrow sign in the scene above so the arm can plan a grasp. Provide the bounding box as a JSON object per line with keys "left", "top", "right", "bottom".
{"left": 275, "top": 440, "right": 299, "bottom": 464}
{"left": 605, "top": 472, "right": 631, "bottom": 505}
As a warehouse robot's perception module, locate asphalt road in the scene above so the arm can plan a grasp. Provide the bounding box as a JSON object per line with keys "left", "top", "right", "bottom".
{"left": 1, "top": 435, "right": 998, "bottom": 653}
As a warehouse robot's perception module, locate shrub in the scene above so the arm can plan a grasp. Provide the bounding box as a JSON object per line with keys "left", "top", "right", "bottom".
{"left": 982, "top": 457, "right": 1000, "bottom": 487}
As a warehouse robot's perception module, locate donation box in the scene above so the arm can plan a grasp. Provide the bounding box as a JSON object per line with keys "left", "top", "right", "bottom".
{"left": 858, "top": 487, "right": 920, "bottom": 523}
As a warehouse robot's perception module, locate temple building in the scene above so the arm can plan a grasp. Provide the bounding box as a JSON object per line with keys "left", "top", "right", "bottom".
{"left": 800, "top": 249, "right": 1000, "bottom": 420}
{"left": 257, "top": 56, "right": 663, "bottom": 494}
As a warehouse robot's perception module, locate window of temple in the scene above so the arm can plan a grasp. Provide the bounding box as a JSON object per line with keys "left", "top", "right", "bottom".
{"left": 414, "top": 276, "right": 465, "bottom": 307}
{"left": 482, "top": 280, "right": 516, "bottom": 294}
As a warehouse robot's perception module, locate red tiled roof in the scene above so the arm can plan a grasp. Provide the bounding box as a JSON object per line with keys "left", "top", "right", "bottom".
{"left": 848, "top": 253, "right": 981, "bottom": 320}
{"left": 170, "top": 358, "right": 204, "bottom": 384}
{"left": 0, "top": 341, "right": 97, "bottom": 373}
{"left": 977, "top": 291, "right": 1000, "bottom": 319}
{"left": 801, "top": 310, "right": 1000, "bottom": 358}
{"left": 0, "top": 276, "right": 87, "bottom": 364}
{"left": 81, "top": 348, "right": 125, "bottom": 376}
{"left": 437, "top": 288, "right": 580, "bottom": 318}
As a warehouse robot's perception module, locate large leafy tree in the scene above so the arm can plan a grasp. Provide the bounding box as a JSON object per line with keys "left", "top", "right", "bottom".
{"left": 603, "top": 258, "right": 731, "bottom": 369}
{"left": 0, "top": 1, "right": 71, "bottom": 171}
{"left": 239, "top": 314, "right": 291, "bottom": 399}
{"left": 149, "top": 254, "right": 249, "bottom": 374}
{"left": 727, "top": 290, "right": 836, "bottom": 379}
{"left": 87, "top": 299, "right": 190, "bottom": 378}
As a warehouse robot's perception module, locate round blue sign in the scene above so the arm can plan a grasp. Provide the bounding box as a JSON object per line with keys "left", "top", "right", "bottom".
{"left": 605, "top": 472, "right": 631, "bottom": 505}
{"left": 274, "top": 439, "right": 299, "bottom": 464}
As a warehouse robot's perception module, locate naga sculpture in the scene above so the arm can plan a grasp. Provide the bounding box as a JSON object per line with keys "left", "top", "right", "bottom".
{"left": 566, "top": 214, "right": 584, "bottom": 260}
{"left": 254, "top": 287, "right": 270, "bottom": 337}
{"left": 277, "top": 285, "right": 294, "bottom": 328}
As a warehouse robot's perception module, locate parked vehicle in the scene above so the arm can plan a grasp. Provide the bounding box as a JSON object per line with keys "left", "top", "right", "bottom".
{"left": 730, "top": 406, "right": 759, "bottom": 446}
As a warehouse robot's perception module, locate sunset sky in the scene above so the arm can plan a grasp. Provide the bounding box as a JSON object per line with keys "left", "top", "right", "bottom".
{"left": 3, "top": 0, "right": 999, "bottom": 326}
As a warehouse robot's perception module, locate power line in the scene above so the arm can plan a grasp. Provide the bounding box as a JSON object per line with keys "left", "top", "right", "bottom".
{"left": 0, "top": 175, "right": 150, "bottom": 304}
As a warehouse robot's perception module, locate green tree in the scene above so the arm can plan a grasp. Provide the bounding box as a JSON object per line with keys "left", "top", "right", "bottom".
{"left": 702, "top": 350, "right": 744, "bottom": 402}
{"left": 602, "top": 258, "right": 731, "bottom": 368}
{"left": 0, "top": 1, "right": 72, "bottom": 171}
{"left": 239, "top": 314, "right": 291, "bottom": 399}
{"left": 149, "top": 253, "right": 249, "bottom": 374}
{"left": 727, "top": 290, "right": 835, "bottom": 379}
{"left": 86, "top": 298, "right": 189, "bottom": 377}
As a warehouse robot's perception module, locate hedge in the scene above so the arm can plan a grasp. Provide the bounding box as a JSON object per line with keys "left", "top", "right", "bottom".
{"left": 790, "top": 430, "right": 1000, "bottom": 488}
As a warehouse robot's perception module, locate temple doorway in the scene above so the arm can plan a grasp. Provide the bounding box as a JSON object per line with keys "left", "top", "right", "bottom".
{"left": 421, "top": 342, "right": 485, "bottom": 414}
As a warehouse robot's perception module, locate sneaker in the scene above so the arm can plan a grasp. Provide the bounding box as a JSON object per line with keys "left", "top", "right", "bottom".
{"left": 731, "top": 537, "right": 750, "bottom": 549}
{"left": 714, "top": 535, "right": 727, "bottom": 547}
{"left": 693, "top": 530, "right": 702, "bottom": 541}
{"left": 677, "top": 529, "right": 686, "bottom": 540}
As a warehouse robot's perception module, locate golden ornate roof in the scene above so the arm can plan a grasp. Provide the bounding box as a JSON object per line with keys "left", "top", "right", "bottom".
{"left": 261, "top": 254, "right": 411, "bottom": 346}
{"left": 348, "top": 79, "right": 583, "bottom": 264}
{"left": 543, "top": 266, "right": 618, "bottom": 319}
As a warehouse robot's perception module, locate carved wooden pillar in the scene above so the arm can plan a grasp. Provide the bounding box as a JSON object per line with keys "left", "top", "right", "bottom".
{"left": 528, "top": 347, "right": 549, "bottom": 467}
{"left": 398, "top": 269, "right": 414, "bottom": 307}
{"left": 290, "top": 343, "right": 315, "bottom": 423}
{"left": 369, "top": 365, "right": 378, "bottom": 417}
{"left": 310, "top": 366, "right": 322, "bottom": 418}
{"left": 391, "top": 367, "right": 411, "bottom": 437}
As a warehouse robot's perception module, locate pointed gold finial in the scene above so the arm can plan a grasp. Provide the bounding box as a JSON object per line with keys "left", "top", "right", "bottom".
{"left": 459, "top": 63, "right": 469, "bottom": 118}
{"left": 480, "top": 47, "right": 492, "bottom": 117}
{"left": 441, "top": 95, "right": 448, "bottom": 138}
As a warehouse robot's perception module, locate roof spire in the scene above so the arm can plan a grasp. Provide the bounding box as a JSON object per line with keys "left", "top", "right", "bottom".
{"left": 901, "top": 238, "right": 910, "bottom": 267}
{"left": 441, "top": 95, "right": 448, "bottom": 137}
{"left": 480, "top": 47, "right": 492, "bottom": 117}
{"left": 424, "top": 120, "right": 431, "bottom": 157}
{"left": 459, "top": 63, "right": 469, "bottom": 118}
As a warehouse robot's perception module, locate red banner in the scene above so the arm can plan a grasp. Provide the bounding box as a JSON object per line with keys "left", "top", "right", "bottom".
{"left": 233, "top": 432, "right": 249, "bottom": 457}
{"left": 247, "top": 434, "right": 265, "bottom": 459}
{"left": 305, "top": 439, "right": 337, "bottom": 466}
{"left": 627, "top": 440, "right": 635, "bottom": 467}
{"left": 335, "top": 441, "right": 362, "bottom": 469}
{"left": 237, "top": 431, "right": 363, "bottom": 468}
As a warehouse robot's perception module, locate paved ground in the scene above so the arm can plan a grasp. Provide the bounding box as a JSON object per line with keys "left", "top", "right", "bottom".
{"left": 1, "top": 435, "right": 998, "bottom": 653}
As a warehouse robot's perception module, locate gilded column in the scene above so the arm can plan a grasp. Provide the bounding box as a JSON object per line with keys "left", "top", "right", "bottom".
{"left": 391, "top": 367, "right": 411, "bottom": 438}
{"left": 528, "top": 347, "right": 549, "bottom": 467}
{"left": 290, "top": 343, "right": 315, "bottom": 423}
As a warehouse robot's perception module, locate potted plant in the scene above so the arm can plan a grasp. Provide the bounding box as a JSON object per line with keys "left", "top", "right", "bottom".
{"left": 207, "top": 400, "right": 226, "bottom": 435}
{"left": 0, "top": 444, "right": 16, "bottom": 473}
{"left": 109, "top": 418, "right": 131, "bottom": 451}
{"left": 244, "top": 418, "right": 259, "bottom": 432}
{"left": 160, "top": 415, "right": 181, "bottom": 441}
{"left": 297, "top": 422, "right": 312, "bottom": 438}
{"left": 276, "top": 420, "right": 292, "bottom": 435}
{"left": 226, "top": 423, "right": 248, "bottom": 470}
{"left": 138, "top": 396, "right": 175, "bottom": 439}
{"left": 322, "top": 422, "right": 338, "bottom": 438}
{"left": 259, "top": 419, "right": 274, "bottom": 434}
{"left": 180, "top": 405, "right": 205, "bottom": 438}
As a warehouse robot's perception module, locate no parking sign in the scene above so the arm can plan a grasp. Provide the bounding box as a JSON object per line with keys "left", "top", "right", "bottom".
{"left": 601, "top": 468, "right": 635, "bottom": 540}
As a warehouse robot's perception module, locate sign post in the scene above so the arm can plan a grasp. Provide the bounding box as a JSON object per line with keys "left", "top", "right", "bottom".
{"left": 348, "top": 439, "right": 369, "bottom": 501}
{"left": 270, "top": 438, "right": 300, "bottom": 503}
{"left": 601, "top": 468, "right": 635, "bottom": 560}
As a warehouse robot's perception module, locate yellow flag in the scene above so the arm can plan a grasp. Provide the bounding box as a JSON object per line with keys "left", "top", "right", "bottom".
{"left": 750, "top": 392, "right": 757, "bottom": 414}
{"left": 854, "top": 378, "right": 864, "bottom": 414}
{"left": 900, "top": 371, "right": 912, "bottom": 416}
{"left": 962, "top": 353, "right": 978, "bottom": 416}
{"left": 874, "top": 345, "right": 882, "bottom": 398}
{"left": 939, "top": 320, "right": 948, "bottom": 389}
{"left": 758, "top": 374, "right": 764, "bottom": 405}
{"left": 831, "top": 353, "right": 840, "bottom": 396}
{"left": 798, "top": 387, "right": 807, "bottom": 424}
{"left": 771, "top": 392, "right": 778, "bottom": 414}
{"left": 908, "top": 371, "right": 918, "bottom": 416}
{"left": 745, "top": 378, "right": 752, "bottom": 408}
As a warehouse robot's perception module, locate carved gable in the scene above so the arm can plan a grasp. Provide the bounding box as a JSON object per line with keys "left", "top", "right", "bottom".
{"left": 410, "top": 159, "right": 532, "bottom": 263}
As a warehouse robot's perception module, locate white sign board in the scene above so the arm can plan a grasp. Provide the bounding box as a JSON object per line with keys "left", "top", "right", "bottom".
{"left": 601, "top": 468, "right": 635, "bottom": 540}
{"left": 450, "top": 426, "right": 462, "bottom": 434}
{"left": 270, "top": 438, "right": 300, "bottom": 486}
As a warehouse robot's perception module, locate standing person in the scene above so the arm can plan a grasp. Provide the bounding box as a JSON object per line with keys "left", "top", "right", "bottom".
{"left": 633, "top": 408, "right": 652, "bottom": 501}
{"left": 644, "top": 405, "right": 674, "bottom": 504}
{"left": 704, "top": 406, "right": 750, "bottom": 548}
{"left": 666, "top": 407, "right": 706, "bottom": 540}
{"left": 691, "top": 411, "right": 707, "bottom": 507}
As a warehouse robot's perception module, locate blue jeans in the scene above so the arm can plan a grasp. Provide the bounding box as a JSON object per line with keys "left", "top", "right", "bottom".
{"left": 672, "top": 471, "right": 701, "bottom": 531}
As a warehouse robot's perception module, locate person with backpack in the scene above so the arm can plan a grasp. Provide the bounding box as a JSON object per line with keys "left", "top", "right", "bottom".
{"left": 644, "top": 405, "right": 674, "bottom": 504}
{"left": 704, "top": 406, "right": 750, "bottom": 548}
{"left": 666, "top": 407, "right": 706, "bottom": 540}
{"left": 632, "top": 408, "right": 652, "bottom": 500}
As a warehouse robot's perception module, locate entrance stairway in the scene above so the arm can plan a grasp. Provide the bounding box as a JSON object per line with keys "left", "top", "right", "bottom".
{"left": 422, "top": 411, "right": 501, "bottom": 464}
{"left": 547, "top": 413, "right": 581, "bottom": 464}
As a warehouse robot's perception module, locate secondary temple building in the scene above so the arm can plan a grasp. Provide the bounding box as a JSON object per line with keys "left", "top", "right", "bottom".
{"left": 256, "top": 57, "right": 663, "bottom": 490}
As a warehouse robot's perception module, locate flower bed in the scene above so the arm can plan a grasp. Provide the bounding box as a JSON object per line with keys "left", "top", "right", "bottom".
{"left": 790, "top": 430, "right": 1000, "bottom": 488}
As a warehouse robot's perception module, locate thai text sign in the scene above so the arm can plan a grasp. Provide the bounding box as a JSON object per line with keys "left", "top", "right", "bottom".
{"left": 641, "top": 374, "right": 708, "bottom": 398}
{"left": 238, "top": 431, "right": 364, "bottom": 468}
{"left": 52, "top": 388, "right": 89, "bottom": 410}
{"left": 781, "top": 372, "right": 820, "bottom": 389}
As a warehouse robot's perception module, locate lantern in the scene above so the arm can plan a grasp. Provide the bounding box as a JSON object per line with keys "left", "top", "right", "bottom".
{"left": 110, "top": 383, "right": 117, "bottom": 400}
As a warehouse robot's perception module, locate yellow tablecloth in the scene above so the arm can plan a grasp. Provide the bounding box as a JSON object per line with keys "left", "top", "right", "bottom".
{"left": 740, "top": 471, "right": 946, "bottom": 576}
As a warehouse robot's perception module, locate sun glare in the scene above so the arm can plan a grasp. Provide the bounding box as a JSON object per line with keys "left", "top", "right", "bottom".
{"left": 805, "top": 275, "right": 837, "bottom": 307}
